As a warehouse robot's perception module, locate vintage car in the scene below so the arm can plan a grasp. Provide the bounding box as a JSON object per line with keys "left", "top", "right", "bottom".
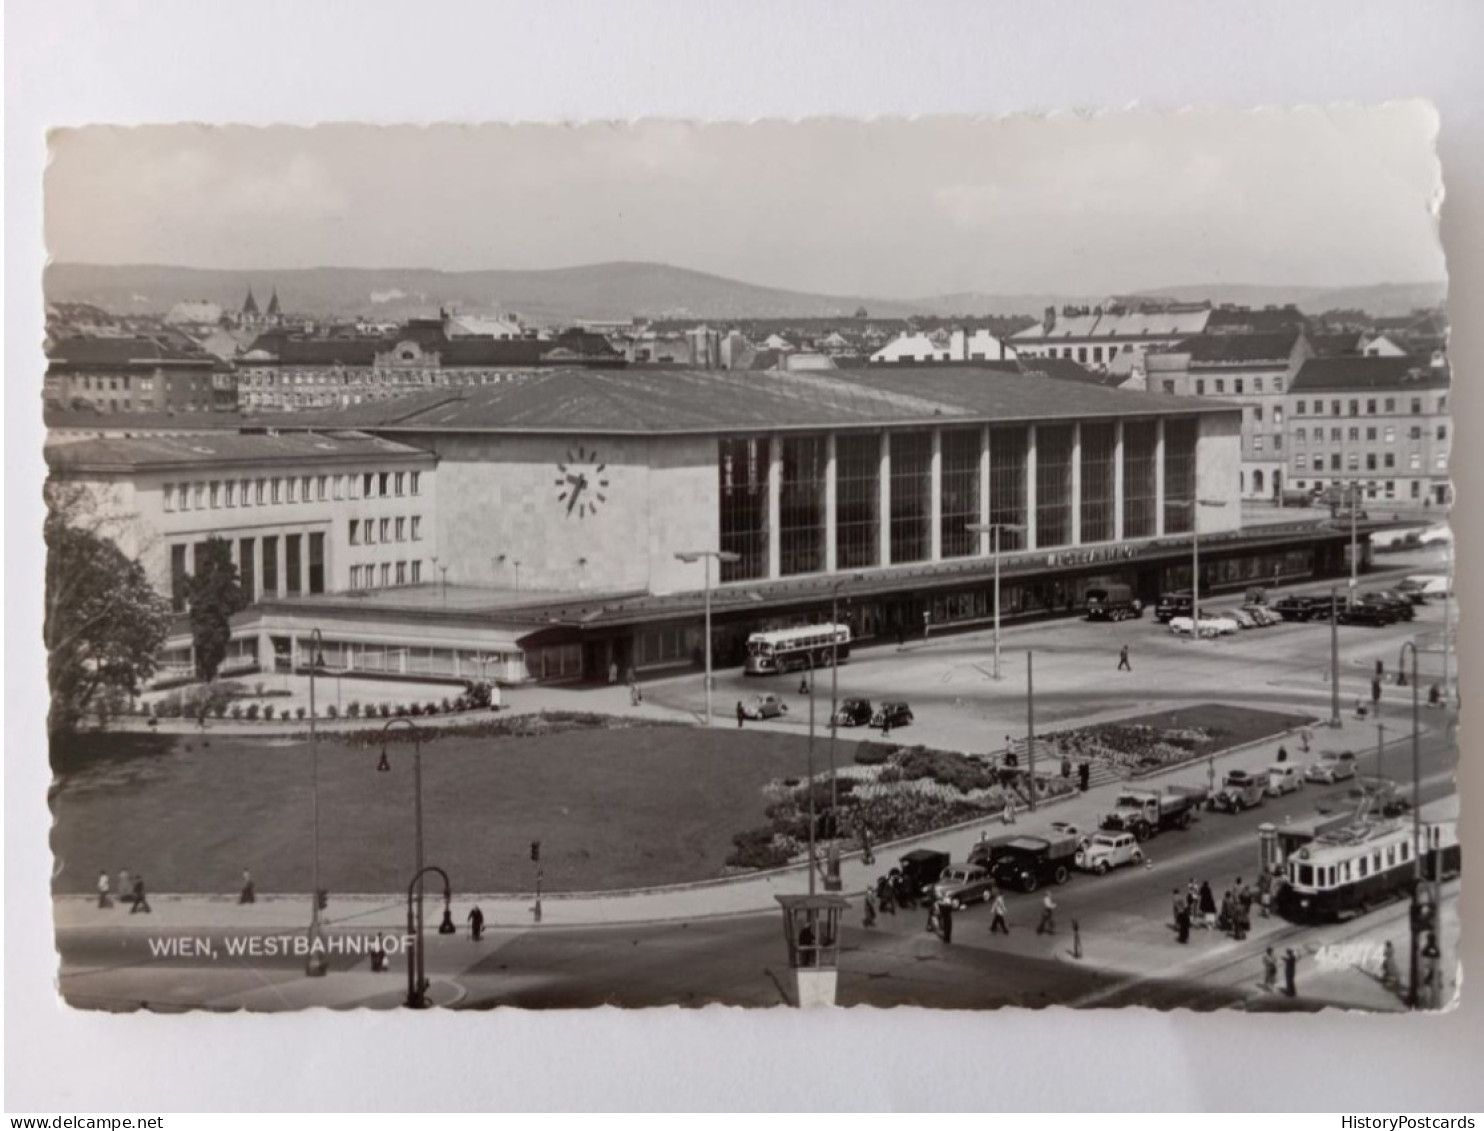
{"left": 1211, "top": 769, "right": 1267, "bottom": 813}
{"left": 1273, "top": 595, "right": 1331, "bottom": 622}
{"left": 1337, "top": 603, "right": 1393, "bottom": 628}
{"left": 967, "top": 835, "right": 1021, "bottom": 871}
{"left": 1304, "top": 750, "right": 1359, "bottom": 784}
{"left": 897, "top": 848, "right": 952, "bottom": 899}
{"left": 871, "top": 701, "right": 914, "bottom": 730}
{"left": 1242, "top": 604, "right": 1281, "bottom": 627}
{"left": 1075, "top": 831, "right": 1145, "bottom": 874}
{"left": 932, "top": 863, "right": 997, "bottom": 909}
{"left": 1360, "top": 590, "right": 1415, "bottom": 622}
{"left": 741, "top": 693, "right": 787, "bottom": 720}
{"left": 1169, "top": 612, "right": 1239, "bottom": 637}
{"left": 1155, "top": 591, "right": 1194, "bottom": 623}
{"left": 1266, "top": 763, "right": 1305, "bottom": 796}
{"left": 1225, "top": 608, "right": 1258, "bottom": 630}
{"left": 833, "top": 697, "right": 873, "bottom": 727}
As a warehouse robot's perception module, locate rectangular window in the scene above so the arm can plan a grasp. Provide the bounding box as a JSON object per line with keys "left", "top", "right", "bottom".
{"left": 317, "top": 475, "right": 327, "bottom": 501}
{"left": 1195, "top": 379, "right": 1206, "bottom": 395}
{"left": 1163, "top": 417, "right": 1198, "bottom": 535}
{"left": 1121, "top": 420, "right": 1157, "bottom": 539}
{"left": 271, "top": 478, "right": 282, "bottom": 504}
{"left": 780, "top": 434, "right": 828, "bottom": 575}
{"left": 1348, "top": 453, "right": 1360, "bottom": 470}
{"left": 1385, "top": 426, "right": 1396, "bottom": 443}
{"left": 834, "top": 433, "right": 880, "bottom": 569}
{"left": 286, "top": 477, "right": 297, "bottom": 503}
{"left": 1385, "top": 398, "right": 1396, "bottom": 412}
{"left": 719, "top": 436, "right": 771, "bottom": 582}
{"left": 395, "top": 472, "right": 406, "bottom": 496}
{"left": 396, "top": 517, "right": 406, "bottom": 542}
{"left": 1253, "top": 405, "right": 1263, "bottom": 422}
{"left": 1438, "top": 395, "right": 1448, "bottom": 413}
{"left": 1331, "top": 401, "right": 1342, "bottom": 416}
{"left": 1274, "top": 435, "right": 1282, "bottom": 452}
{"left": 380, "top": 563, "right": 391, "bottom": 587}
{"left": 1410, "top": 453, "right": 1421, "bottom": 470}
{"left": 333, "top": 475, "right": 344, "bottom": 500}
{"left": 1436, "top": 453, "right": 1447, "bottom": 470}
{"left": 379, "top": 472, "right": 390, "bottom": 497}
{"left": 410, "top": 471, "right": 422, "bottom": 496}
{"left": 163, "top": 483, "right": 175, "bottom": 512}
{"left": 363, "top": 472, "right": 374, "bottom": 498}
{"left": 224, "top": 481, "right": 235, "bottom": 507}
{"left": 1367, "top": 399, "right": 1377, "bottom": 414}
{"left": 938, "top": 429, "right": 982, "bottom": 558}
{"left": 1349, "top": 400, "right": 1359, "bottom": 416}
{"left": 308, "top": 532, "right": 325, "bottom": 595}
{"left": 1035, "top": 423, "right": 1074, "bottom": 549}
{"left": 411, "top": 516, "right": 422, "bottom": 541}
{"left": 1332, "top": 428, "right": 1342, "bottom": 442}
{"left": 349, "top": 519, "right": 360, "bottom": 545}
{"left": 379, "top": 518, "right": 390, "bottom": 543}
{"left": 1437, "top": 424, "right": 1447, "bottom": 441}
{"left": 285, "top": 534, "right": 302, "bottom": 596}
{"left": 1384, "top": 453, "right": 1395, "bottom": 469}
{"left": 1349, "top": 427, "right": 1359, "bottom": 442}
{"left": 1079, "top": 422, "right": 1116, "bottom": 544}
{"left": 261, "top": 536, "right": 279, "bottom": 597}
{"left": 350, "top": 565, "right": 361, "bottom": 589}
{"left": 1410, "top": 425, "right": 1423, "bottom": 440}
{"left": 1162, "top": 380, "right": 1176, "bottom": 395}
{"left": 411, "top": 560, "right": 422, "bottom": 583}
{"left": 301, "top": 475, "right": 312, "bottom": 501}
{"left": 209, "top": 481, "right": 220, "bottom": 508}
{"left": 396, "top": 561, "right": 407, "bottom": 585}
{"left": 1366, "top": 454, "right": 1377, "bottom": 471}
{"left": 1296, "top": 455, "right": 1307, "bottom": 470}
{"left": 256, "top": 479, "right": 266, "bottom": 505}
{"left": 1366, "top": 427, "right": 1377, "bottom": 441}
{"left": 1253, "top": 378, "right": 1263, "bottom": 393}
{"left": 193, "top": 482, "right": 205, "bottom": 509}
{"left": 1411, "top": 398, "right": 1422, "bottom": 415}
{"left": 238, "top": 537, "right": 255, "bottom": 602}
{"left": 1295, "top": 400, "right": 1306, "bottom": 415}
{"left": 1077, "top": 347, "right": 1087, "bottom": 363}
{"left": 365, "top": 520, "right": 376, "bottom": 545}
{"left": 1234, "top": 379, "right": 1244, "bottom": 395}
{"left": 1253, "top": 436, "right": 1264, "bottom": 453}
{"left": 349, "top": 474, "right": 362, "bottom": 500}
{"left": 170, "top": 544, "right": 189, "bottom": 612}
{"left": 1215, "top": 379, "right": 1225, "bottom": 395}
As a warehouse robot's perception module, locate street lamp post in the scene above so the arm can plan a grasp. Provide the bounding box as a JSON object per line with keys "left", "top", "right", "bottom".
{"left": 803, "top": 652, "right": 818, "bottom": 896}
{"left": 1399, "top": 641, "right": 1422, "bottom": 1009}
{"left": 1329, "top": 586, "right": 1342, "bottom": 728}
{"left": 1025, "top": 650, "right": 1038, "bottom": 812}
{"left": 305, "top": 628, "right": 329, "bottom": 977}
{"left": 377, "top": 718, "right": 427, "bottom": 1008}
{"left": 1169, "top": 498, "right": 1229, "bottom": 640}
{"left": 674, "top": 550, "right": 741, "bottom": 727}
{"left": 402, "top": 866, "right": 452, "bottom": 1010}
{"left": 827, "top": 574, "right": 864, "bottom": 817}
{"left": 966, "top": 522, "right": 1027, "bottom": 679}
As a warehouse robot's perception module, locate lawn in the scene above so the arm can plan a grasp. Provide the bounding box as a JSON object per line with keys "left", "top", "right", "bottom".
{"left": 1111, "top": 703, "right": 1314, "bottom": 749}
{"left": 48, "top": 721, "right": 844, "bottom": 897}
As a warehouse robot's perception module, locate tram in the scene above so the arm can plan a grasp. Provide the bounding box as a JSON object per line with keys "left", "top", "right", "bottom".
{"left": 744, "top": 624, "right": 852, "bottom": 675}
{"left": 1274, "top": 795, "right": 1460, "bottom": 923}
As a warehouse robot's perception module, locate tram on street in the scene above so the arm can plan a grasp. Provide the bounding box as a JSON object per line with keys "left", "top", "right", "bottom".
{"left": 1274, "top": 795, "right": 1460, "bottom": 923}
{"left": 744, "top": 624, "right": 852, "bottom": 675}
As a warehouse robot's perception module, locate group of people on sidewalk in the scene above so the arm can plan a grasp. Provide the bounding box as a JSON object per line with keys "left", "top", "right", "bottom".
{"left": 96, "top": 868, "right": 151, "bottom": 914}
{"left": 864, "top": 880, "right": 1054, "bottom": 943}
{"left": 1171, "top": 874, "right": 1268, "bottom": 944}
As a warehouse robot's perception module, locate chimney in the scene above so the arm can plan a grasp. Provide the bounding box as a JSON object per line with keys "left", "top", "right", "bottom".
{"left": 1043, "top": 306, "right": 1056, "bottom": 334}
{"left": 1431, "top": 349, "right": 1446, "bottom": 369}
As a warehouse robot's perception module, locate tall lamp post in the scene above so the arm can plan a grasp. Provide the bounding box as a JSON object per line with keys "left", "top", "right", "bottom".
{"left": 966, "top": 522, "right": 1027, "bottom": 679}
{"left": 674, "top": 549, "right": 740, "bottom": 727}
{"left": 1329, "top": 586, "right": 1342, "bottom": 728}
{"left": 827, "top": 574, "right": 864, "bottom": 816}
{"left": 1168, "top": 498, "right": 1229, "bottom": 639}
{"left": 1025, "top": 650, "right": 1038, "bottom": 811}
{"left": 305, "top": 628, "right": 329, "bottom": 977}
{"left": 1399, "top": 641, "right": 1423, "bottom": 1009}
{"left": 376, "top": 717, "right": 427, "bottom": 1008}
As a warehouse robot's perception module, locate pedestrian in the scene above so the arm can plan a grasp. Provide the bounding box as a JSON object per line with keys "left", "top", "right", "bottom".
{"left": 1198, "top": 881, "right": 1217, "bottom": 930}
{"left": 1171, "top": 889, "right": 1186, "bottom": 929}
{"left": 129, "top": 875, "right": 151, "bottom": 914}
{"left": 925, "top": 900, "right": 940, "bottom": 936}
{"left": 860, "top": 824, "right": 874, "bottom": 867}
{"left": 1276, "top": 744, "right": 1288, "bottom": 764}
{"left": 370, "top": 935, "right": 389, "bottom": 972}
{"left": 798, "top": 676, "right": 810, "bottom": 696}
{"left": 1429, "top": 683, "right": 1443, "bottom": 708}
{"left": 1176, "top": 904, "right": 1191, "bottom": 945}
{"left": 1299, "top": 726, "right": 1313, "bottom": 754}
{"left": 878, "top": 876, "right": 897, "bottom": 916}
{"left": 1117, "top": 645, "right": 1131, "bottom": 672}
{"left": 1233, "top": 899, "right": 1250, "bottom": 942}
{"left": 989, "top": 890, "right": 1010, "bottom": 935}
{"left": 736, "top": 700, "right": 745, "bottom": 728}
{"left": 1187, "top": 878, "right": 1200, "bottom": 911}
{"left": 608, "top": 660, "right": 618, "bottom": 685}
{"left": 863, "top": 889, "right": 878, "bottom": 928}
{"left": 1283, "top": 947, "right": 1299, "bottom": 997}
{"left": 630, "top": 683, "right": 642, "bottom": 708}
{"left": 1263, "top": 947, "right": 1278, "bottom": 991}
{"left": 1219, "top": 890, "right": 1235, "bottom": 935}
{"left": 938, "top": 899, "right": 954, "bottom": 944}
{"left": 1061, "top": 756, "right": 1072, "bottom": 779}
{"left": 1258, "top": 870, "right": 1273, "bottom": 918}
{"left": 467, "top": 905, "right": 485, "bottom": 941}
{"left": 97, "top": 870, "right": 112, "bottom": 909}
{"left": 239, "top": 869, "right": 256, "bottom": 904}
{"left": 923, "top": 611, "right": 931, "bottom": 641}
{"left": 1036, "top": 892, "right": 1057, "bottom": 935}
{"left": 1380, "top": 940, "right": 1399, "bottom": 991}
{"left": 1078, "top": 762, "right": 1090, "bottom": 792}
{"left": 1002, "top": 798, "right": 1016, "bottom": 826}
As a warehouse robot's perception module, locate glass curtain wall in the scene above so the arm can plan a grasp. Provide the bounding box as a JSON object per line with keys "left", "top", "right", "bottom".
{"left": 1122, "top": 420, "right": 1158, "bottom": 538}
{"left": 988, "top": 426, "right": 1028, "bottom": 550}
{"left": 1080, "top": 422, "right": 1117, "bottom": 543}
{"left": 939, "top": 428, "right": 982, "bottom": 558}
{"left": 889, "top": 432, "right": 932, "bottom": 563}
{"left": 1164, "top": 417, "right": 1198, "bottom": 534}
{"left": 835, "top": 432, "right": 880, "bottom": 569}
{"left": 1036, "top": 424, "right": 1075, "bottom": 548}
{"left": 779, "top": 435, "right": 827, "bottom": 576}
{"left": 718, "top": 436, "right": 770, "bottom": 582}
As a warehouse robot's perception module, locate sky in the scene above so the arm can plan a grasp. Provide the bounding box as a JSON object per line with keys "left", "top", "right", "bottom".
{"left": 45, "top": 106, "right": 1446, "bottom": 299}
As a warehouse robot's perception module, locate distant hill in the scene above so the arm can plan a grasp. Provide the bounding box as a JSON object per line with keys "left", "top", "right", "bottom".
{"left": 44, "top": 261, "right": 1448, "bottom": 324}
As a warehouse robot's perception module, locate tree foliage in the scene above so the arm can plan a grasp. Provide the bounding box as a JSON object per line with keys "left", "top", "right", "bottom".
{"left": 184, "top": 536, "right": 247, "bottom": 683}
{"left": 44, "top": 484, "right": 172, "bottom": 737}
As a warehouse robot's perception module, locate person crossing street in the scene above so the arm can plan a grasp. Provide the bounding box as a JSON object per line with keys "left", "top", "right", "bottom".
{"left": 1117, "top": 645, "right": 1131, "bottom": 672}
{"left": 988, "top": 890, "right": 1010, "bottom": 935}
{"left": 1036, "top": 891, "right": 1057, "bottom": 936}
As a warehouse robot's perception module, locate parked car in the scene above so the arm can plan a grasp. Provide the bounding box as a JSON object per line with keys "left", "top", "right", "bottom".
{"left": 1266, "top": 763, "right": 1305, "bottom": 796}
{"left": 1304, "top": 750, "right": 1358, "bottom": 784}
{"left": 1169, "top": 612, "right": 1239, "bottom": 637}
{"left": 932, "top": 863, "right": 997, "bottom": 909}
{"left": 1273, "top": 595, "right": 1331, "bottom": 622}
{"left": 1155, "top": 591, "right": 1193, "bottom": 623}
{"left": 1075, "top": 831, "right": 1145, "bottom": 875}
{"left": 1225, "top": 608, "right": 1258, "bottom": 630}
{"left": 898, "top": 848, "right": 952, "bottom": 900}
{"left": 871, "top": 701, "right": 914, "bottom": 730}
{"left": 1395, "top": 577, "right": 1432, "bottom": 605}
{"left": 742, "top": 693, "right": 787, "bottom": 720}
{"left": 1361, "top": 590, "right": 1415, "bottom": 621}
{"left": 1085, "top": 584, "right": 1143, "bottom": 621}
{"left": 1242, "top": 603, "right": 1281, "bottom": 626}
{"left": 833, "top": 697, "right": 873, "bottom": 727}
{"left": 1337, "top": 603, "right": 1392, "bottom": 628}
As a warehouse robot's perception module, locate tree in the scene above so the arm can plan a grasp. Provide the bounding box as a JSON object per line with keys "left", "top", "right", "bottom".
{"left": 45, "top": 484, "right": 172, "bottom": 737}
{"left": 184, "top": 536, "right": 247, "bottom": 683}
{"left": 854, "top": 306, "right": 869, "bottom": 320}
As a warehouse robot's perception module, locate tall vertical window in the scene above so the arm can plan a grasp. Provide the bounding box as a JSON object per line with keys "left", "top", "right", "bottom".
{"left": 261, "top": 536, "right": 279, "bottom": 597}
{"left": 1080, "top": 422, "right": 1117, "bottom": 544}
{"left": 285, "top": 535, "right": 303, "bottom": 596}
{"left": 780, "top": 434, "right": 827, "bottom": 576}
{"left": 411, "top": 516, "right": 421, "bottom": 541}
{"left": 1121, "top": 419, "right": 1158, "bottom": 539}
{"left": 163, "top": 484, "right": 175, "bottom": 512}
{"left": 308, "top": 533, "right": 325, "bottom": 595}
{"left": 889, "top": 432, "right": 932, "bottom": 564}
{"left": 988, "top": 426, "right": 1027, "bottom": 550}
{"left": 939, "top": 428, "right": 981, "bottom": 558}
{"left": 835, "top": 432, "right": 880, "bottom": 570}
{"left": 238, "top": 537, "right": 255, "bottom": 602}
{"left": 256, "top": 479, "right": 266, "bottom": 505}
{"left": 1163, "top": 417, "right": 1198, "bottom": 533}
{"left": 170, "top": 545, "right": 189, "bottom": 612}
{"left": 718, "top": 436, "right": 769, "bottom": 582}
{"left": 395, "top": 472, "right": 405, "bottom": 496}
{"left": 410, "top": 471, "right": 421, "bottom": 495}
{"left": 1035, "top": 424, "right": 1074, "bottom": 549}
{"left": 411, "top": 560, "right": 422, "bottom": 583}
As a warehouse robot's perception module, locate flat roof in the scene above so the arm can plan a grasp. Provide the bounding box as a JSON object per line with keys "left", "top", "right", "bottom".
{"left": 44, "top": 429, "right": 434, "bottom": 474}
{"left": 263, "top": 366, "right": 1236, "bottom": 437}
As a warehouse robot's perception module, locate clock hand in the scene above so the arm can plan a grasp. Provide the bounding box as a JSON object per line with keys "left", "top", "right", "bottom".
{"left": 566, "top": 477, "right": 586, "bottom": 515}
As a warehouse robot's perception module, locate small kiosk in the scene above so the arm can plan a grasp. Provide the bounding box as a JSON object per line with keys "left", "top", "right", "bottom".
{"left": 775, "top": 893, "right": 851, "bottom": 1008}
{"left": 1257, "top": 822, "right": 1281, "bottom": 878}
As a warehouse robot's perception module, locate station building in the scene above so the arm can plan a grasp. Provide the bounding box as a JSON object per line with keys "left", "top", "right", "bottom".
{"left": 48, "top": 366, "right": 1376, "bottom": 687}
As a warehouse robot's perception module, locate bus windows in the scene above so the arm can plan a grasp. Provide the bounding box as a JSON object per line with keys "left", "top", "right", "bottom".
{"left": 1357, "top": 857, "right": 1368, "bottom": 878}
{"left": 1297, "top": 864, "right": 1314, "bottom": 887}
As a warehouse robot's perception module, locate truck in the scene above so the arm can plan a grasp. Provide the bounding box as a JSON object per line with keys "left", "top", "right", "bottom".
{"left": 988, "top": 832, "right": 1080, "bottom": 893}
{"left": 1099, "top": 784, "right": 1208, "bottom": 841}
{"left": 1084, "top": 584, "right": 1143, "bottom": 622}
{"left": 1211, "top": 769, "right": 1267, "bottom": 813}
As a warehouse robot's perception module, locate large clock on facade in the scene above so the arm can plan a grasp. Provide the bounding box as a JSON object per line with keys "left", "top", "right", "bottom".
{"left": 554, "top": 445, "right": 610, "bottom": 519}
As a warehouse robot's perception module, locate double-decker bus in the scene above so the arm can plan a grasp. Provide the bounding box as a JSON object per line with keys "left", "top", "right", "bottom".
{"left": 744, "top": 624, "right": 852, "bottom": 675}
